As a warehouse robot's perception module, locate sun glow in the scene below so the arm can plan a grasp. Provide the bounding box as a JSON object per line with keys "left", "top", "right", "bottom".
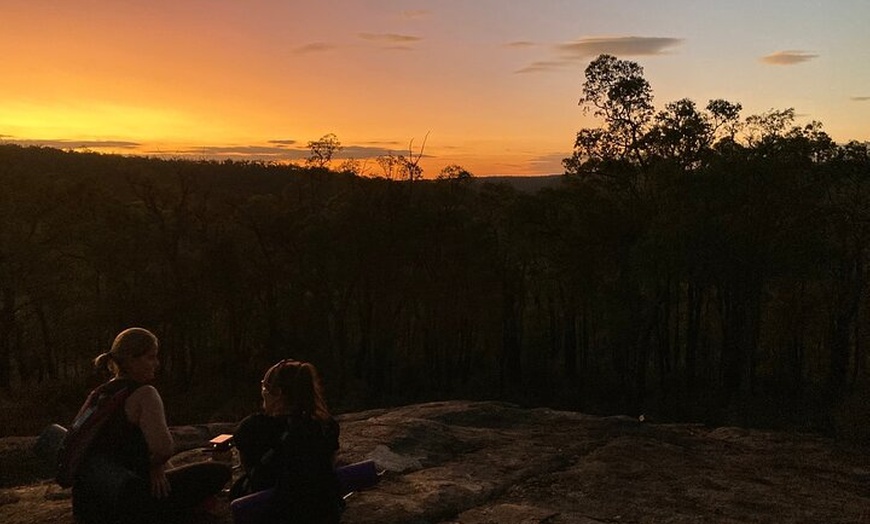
{"left": 0, "top": 1, "right": 866, "bottom": 175}
{"left": 0, "top": 101, "right": 207, "bottom": 143}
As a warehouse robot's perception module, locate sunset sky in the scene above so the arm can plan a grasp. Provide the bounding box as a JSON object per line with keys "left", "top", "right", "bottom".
{"left": 2, "top": 0, "right": 869, "bottom": 176}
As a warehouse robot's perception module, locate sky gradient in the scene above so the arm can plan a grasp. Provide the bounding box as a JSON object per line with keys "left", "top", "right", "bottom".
{"left": 2, "top": 0, "right": 869, "bottom": 176}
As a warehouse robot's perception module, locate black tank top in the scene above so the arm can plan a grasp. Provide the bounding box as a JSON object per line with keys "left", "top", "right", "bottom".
{"left": 89, "top": 379, "right": 149, "bottom": 478}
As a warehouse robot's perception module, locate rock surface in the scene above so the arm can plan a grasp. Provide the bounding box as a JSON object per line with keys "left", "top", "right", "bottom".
{"left": 2, "top": 400, "right": 870, "bottom": 523}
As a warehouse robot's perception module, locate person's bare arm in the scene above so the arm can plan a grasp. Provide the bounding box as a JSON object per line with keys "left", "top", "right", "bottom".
{"left": 126, "top": 386, "right": 174, "bottom": 497}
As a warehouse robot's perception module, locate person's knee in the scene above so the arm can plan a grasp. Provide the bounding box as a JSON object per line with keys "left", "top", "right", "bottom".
{"left": 168, "top": 461, "right": 231, "bottom": 497}
{"left": 200, "top": 461, "right": 232, "bottom": 489}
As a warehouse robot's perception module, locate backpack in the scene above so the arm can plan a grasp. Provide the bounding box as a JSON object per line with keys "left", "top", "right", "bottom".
{"left": 56, "top": 380, "right": 141, "bottom": 488}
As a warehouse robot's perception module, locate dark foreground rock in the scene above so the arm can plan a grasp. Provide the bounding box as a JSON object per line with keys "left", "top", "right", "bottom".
{"left": 2, "top": 400, "right": 870, "bottom": 523}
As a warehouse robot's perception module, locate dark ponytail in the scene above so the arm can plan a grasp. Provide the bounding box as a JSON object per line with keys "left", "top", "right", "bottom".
{"left": 94, "top": 327, "right": 158, "bottom": 377}
{"left": 262, "top": 359, "right": 331, "bottom": 420}
{"left": 93, "top": 352, "right": 115, "bottom": 373}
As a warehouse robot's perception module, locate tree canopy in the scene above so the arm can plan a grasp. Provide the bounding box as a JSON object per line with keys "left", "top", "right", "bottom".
{"left": 1, "top": 55, "right": 869, "bottom": 443}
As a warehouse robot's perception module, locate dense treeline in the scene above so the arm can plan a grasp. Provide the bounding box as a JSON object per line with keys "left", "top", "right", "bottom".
{"left": 2, "top": 55, "right": 869, "bottom": 439}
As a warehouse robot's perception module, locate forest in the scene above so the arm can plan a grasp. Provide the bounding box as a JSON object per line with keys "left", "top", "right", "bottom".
{"left": 1, "top": 55, "right": 869, "bottom": 441}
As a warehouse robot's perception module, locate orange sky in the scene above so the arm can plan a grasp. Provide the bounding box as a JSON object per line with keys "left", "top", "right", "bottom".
{"left": 2, "top": 1, "right": 868, "bottom": 176}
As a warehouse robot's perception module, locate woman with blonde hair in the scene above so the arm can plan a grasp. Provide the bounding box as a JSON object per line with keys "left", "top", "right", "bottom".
{"left": 71, "top": 327, "right": 231, "bottom": 523}
{"left": 232, "top": 359, "right": 342, "bottom": 523}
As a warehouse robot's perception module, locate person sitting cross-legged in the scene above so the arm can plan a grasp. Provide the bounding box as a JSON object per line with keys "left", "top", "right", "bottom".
{"left": 231, "top": 359, "right": 343, "bottom": 524}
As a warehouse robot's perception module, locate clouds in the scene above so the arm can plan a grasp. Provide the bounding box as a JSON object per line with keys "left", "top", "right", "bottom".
{"left": 2, "top": 132, "right": 420, "bottom": 165}
{"left": 527, "top": 151, "right": 570, "bottom": 173}
{"left": 852, "top": 96, "right": 870, "bottom": 102}
{"left": 505, "top": 41, "right": 537, "bottom": 49}
{"left": 358, "top": 33, "right": 421, "bottom": 44}
{"left": 513, "top": 36, "right": 824, "bottom": 75}
{"left": 340, "top": 145, "right": 398, "bottom": 158}
{"left": 358, "top": 32, "right": 421, "bottom": 51}
{"left": 145, "top": 139, "right": 405, "bottom": 163}
{"left": 760, "top": 50, "right": 819, "bottom": 65}
{"left": 514, "top": 35, "right": 683, "bottom": 73}
{"left": 515, "top": 61, "right": 572, "bottom": 74}
{"left": 558, "top": 36, "right": 683, "bottom": 59}
{"left": 294, "top": 42, "right": 337, "bottom": 54}
{"left": 169, "top": 144, "right": 307, "bottom": 159}
{"left": 292, "top": 32, "right": 421, "bottom": 55}
{"left": 2, "top": 138, "right": 141, "bottom": 150}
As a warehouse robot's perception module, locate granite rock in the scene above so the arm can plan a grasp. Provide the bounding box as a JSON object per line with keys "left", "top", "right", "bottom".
{"left": 2, "top": 400, "right": 870, "bottom": 523}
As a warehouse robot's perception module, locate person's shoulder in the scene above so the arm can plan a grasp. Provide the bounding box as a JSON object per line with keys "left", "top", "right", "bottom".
{"left": 238, "top": 413, "right": 278, "bottom": 433}
{"left": 128, "top": 383, "right": 159, "bottom": 398}
{"left": 239, "top": 412, "right": 271, "bottom": 425}
{"left": 125, "top": 384, "right": 162, "bottom": 409}
{"left": 236, "top": 413, "right": 283, "bottom": 445}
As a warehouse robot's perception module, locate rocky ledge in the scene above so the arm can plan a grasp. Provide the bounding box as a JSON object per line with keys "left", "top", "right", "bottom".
{"left": 2, "top": 400, "right": 870, "bottom": 523}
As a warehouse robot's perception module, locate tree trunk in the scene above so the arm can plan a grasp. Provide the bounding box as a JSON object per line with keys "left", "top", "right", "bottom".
{"left": 0, "top": 288, "right": 15, "bottom": 392}
{"left": 37, "top": 304, "right": 57, "bottom": 381}
{"left": 561, "top": 290, "right": 578, "bottom": 382}
{"left": 685, "top": 282, "right": 702, "bottom": 396}
{"left": 500, "top": 277, "right": 523, "bottom": 395}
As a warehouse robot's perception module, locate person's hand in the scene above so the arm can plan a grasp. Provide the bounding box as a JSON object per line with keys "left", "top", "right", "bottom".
{"left": 149, "top": 464, "right": 171, "bottom": 499}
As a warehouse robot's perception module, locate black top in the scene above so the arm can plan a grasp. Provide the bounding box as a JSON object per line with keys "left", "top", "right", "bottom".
{"left": 234, "top": 413, "right": 341, "bottom": 523}
{"left": 88, "top": 379, "right": 149, "bottom": 478}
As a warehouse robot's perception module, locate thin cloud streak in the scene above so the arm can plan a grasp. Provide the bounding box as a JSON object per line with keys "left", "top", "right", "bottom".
{"left": 515, "top": 60, "right": 572, "bottom": 74}
{"left": 516, "top": 36, "right": 682, "bottom": 74}
{"left": 505, "top": 41, "right": 537, "bottom": 48}
{"left": 176, "top": 145, "right": 304, "bottom": 156}
{"left": 760, "top": 50, "right": 819, "bottom": 65}
{"left": 529, "top": 151, "right": 571, "bottom": 167}
{"left": 147, "top": 143, "right": 403, "bottom": 162}
{"left": 850, "top": 96, "right": 870, "bottom": 102}
{"left": 294, "top": 42, "right": 337, "bottom": 54}
{"left": 558, "top": 36, "right": 683, "bottom": 58}
{"left": 3, "top": 139, "right": 141, "bottom": 150}
{"left": 359, "top": 140, "right": 403, "bottom": 146}
{"left": 340, "top": 145, "right": 397, "bottom": 158}
{"left": 358, "top": 33, "right": 421, "bottom": 43}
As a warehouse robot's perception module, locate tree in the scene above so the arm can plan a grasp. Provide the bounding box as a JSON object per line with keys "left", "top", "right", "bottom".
{"left": 436, "top": 164, "right": 473, "bottom": 181}
{"left": 375, "top": 152, "right": 401, "bottom": 180}
{"left": 646, "top": 98, "right": 713, "bottom": 169}
{"left": 570, "top": 54, "right": 654, "bottom": 168}
{"left": 376, "top": 135, "right": 429, "bottom": 181}
{"left": 336, "top": 157, "right": 368, "bottom": 176}
{"left": 706, "top": 99, "right": 743, "bottom": 143}
{"left": 306, "top": 133, "right": 343, "bottom": 168}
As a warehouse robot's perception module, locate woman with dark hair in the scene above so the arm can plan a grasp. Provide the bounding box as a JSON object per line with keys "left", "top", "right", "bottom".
{"left": 71, "top": 327, "right": 231, "bottom": 524}
{"left": 232, "top": 359, "right": 342, "bottom": 523}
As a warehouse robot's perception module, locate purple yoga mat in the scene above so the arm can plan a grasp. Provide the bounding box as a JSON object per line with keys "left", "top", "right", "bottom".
{"left": 230, "top": 487, "right": 275, "bottom": 524}
{"left": 230, "top": 460, "right": 380, "bottom": 523}
{"left": 336, "top": 459, "right": 379, "bottom": 493}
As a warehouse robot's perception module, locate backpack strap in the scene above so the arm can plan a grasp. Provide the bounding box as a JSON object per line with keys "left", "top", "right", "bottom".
{"left": 56, "top": 379, "right": 143, "bottom": 488}
{"left": 248, "top": 416, "right": 294, "bottom": 481}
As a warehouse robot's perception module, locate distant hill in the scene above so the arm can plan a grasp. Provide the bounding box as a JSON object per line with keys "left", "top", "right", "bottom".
{"left": 472, "top": 174, "right": 563, "bottom": 193}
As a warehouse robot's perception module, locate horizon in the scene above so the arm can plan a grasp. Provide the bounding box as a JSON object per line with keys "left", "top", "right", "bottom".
{"left": 2, "top": 0, "right": 869, "bottom": 177}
